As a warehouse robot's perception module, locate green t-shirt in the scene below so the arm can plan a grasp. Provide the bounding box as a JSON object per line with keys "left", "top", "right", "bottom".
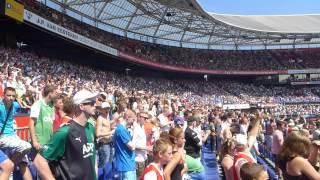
{"left": 30, "top": 100, "right": 54, "bottom": 145}
{"left": 88, "top": 117, "right": 96, "bottom": 127}
{"left": 186, "top": 155, "right": 204, "bottom": 173}
{"left": 41, "top": 120, "right": 96, "bottom": 180}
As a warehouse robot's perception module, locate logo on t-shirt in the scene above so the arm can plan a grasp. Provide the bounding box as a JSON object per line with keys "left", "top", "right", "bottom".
{"left": 43, "top": 115, "right": 54, "bottom": 123}
{"left": 83, "top": 143, "right": 94, "bottom": 158}
{"left": 75, "top": 137, "right": 81, "bottom": 143}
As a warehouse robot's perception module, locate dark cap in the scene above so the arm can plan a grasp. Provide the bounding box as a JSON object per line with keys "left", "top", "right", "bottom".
{"left": 187, "top": 116, "right": 198, "bottom": 125}
{"left": 174, "top": 116, "right": 185, "bottom": 125}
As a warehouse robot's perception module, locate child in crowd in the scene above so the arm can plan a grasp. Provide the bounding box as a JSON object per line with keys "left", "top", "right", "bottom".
{"left": 140, "top": 138, "right": 172, "bottom": 180}
{"left": 240, "top": 163, "right": 268, "bottom": 180}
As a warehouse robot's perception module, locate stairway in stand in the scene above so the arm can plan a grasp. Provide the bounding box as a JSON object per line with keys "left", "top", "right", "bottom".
{"left": 202, "top": 145, "right": 220, "bottom": 180}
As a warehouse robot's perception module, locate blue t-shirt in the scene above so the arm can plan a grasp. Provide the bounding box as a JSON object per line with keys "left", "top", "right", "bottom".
{"left": 0, "top": 100, "right": 20, "bottom": 136}
{"left": 114, "top": 124, "right": 135, "bottom": 172}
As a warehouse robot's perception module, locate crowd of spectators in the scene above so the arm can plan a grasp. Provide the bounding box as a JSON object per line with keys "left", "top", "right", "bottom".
{"left": 0, "top": 2, "right": 315, "bottom": 180}
{"left": 0, "top": 44, "right": 319, "bottom": 180}
{"left": 1, "top": 47, "right": 320, "bottom": 108}
{"left": 21, "top": 0, "right": 320, "bottom": 72}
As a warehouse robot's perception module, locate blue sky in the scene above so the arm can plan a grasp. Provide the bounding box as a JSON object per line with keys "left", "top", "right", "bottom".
{"left": 197, "top": 0, "right": 320, "bottom": 15}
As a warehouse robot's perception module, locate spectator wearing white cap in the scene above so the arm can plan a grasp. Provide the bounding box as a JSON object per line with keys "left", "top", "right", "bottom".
{"left": 96, "top": 101, "right": 114, "bottom": 168}
{"left": 34, "top": 89, "right": 98, "bottom": 180}
{"left": 232, "top": 113, "right": 261, "bottom": 180}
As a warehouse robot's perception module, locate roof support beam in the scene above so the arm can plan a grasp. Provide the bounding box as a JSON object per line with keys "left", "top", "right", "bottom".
{"left": 152, "top": 7, "right": 169, "bottom": 37}
{"left": 156, "top": 30, "right": 184, "bottom": 38}
{"left": 67, "top": 0, "right": 106, "bottom": 6}
{"left": 96, "top": 0, "right": 113, "bottom": 19}
{"left": 129, "top": 23, "right": 158, "bottom": 31}
{"left": 183, "top": 34, "right": 207, "bottom": 42}
{"left": 101, "top": 14, "right": 139, "bottom": 21}
{"left": 125, "top": 0, "right": 144, "bottom": 33}
{"left": 179, "top": 14, "right": 193, "bottom": 45}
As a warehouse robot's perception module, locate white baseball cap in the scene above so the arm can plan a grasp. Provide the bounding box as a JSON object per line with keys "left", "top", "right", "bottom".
{"left": 73, "top": 90, "right": 98, "bottom": 105}
{"left": 235, "top": 134, "right": 248, "bottom": 147}
{"left": 101, "top": 102, "right": 111, "bottom": 109}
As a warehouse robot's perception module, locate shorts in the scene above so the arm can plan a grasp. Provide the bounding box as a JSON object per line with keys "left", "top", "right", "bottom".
{"left": 0, "top": 135, "right": 31, "bottom": 163}
{"left": 0, "top": 149, "right": 9, "bottom": 163}
{"left": 119, "top": 170, "right": 137, "bottom": 180}
{"left": 136, "top": 161, "right": 146, "bottom": 178}
{"left": 98, "top": 143, "right": 113, "bottom": 168}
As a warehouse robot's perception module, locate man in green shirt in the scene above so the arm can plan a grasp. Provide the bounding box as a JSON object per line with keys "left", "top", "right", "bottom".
{"left": 33, "top": 90, "right": 98, "bottom": 180}
{"left": 29, "top": 85, "right": 57, "bottom": 151}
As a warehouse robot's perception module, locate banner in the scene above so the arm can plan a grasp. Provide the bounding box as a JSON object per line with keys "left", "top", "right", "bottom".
{"left": 222, "top": 104, "right": 250, "bottom": 110}
{"left": 291, "top": 81, "right": 320, "bottom": 85}
{"left": 23, "top": 10, "right": 118, "bottom": 56}
{"left": 5, "top": 0, "right": 24, "bottom": 22}
{"left": 288, "top": 69, "right": 320, "bottom": 74}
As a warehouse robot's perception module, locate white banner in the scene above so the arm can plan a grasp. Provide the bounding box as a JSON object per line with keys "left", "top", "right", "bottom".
{"left": 291, "top": 81, "right": 320, "bottom": 85}
{"left": 23, "top": 10, "right": 118, "bottom": 56}
{"left": 288, "top": 69, "right": 320, "bottom": 74}
{"left": 222, "top": 104, "right": 250, "bottom": 110}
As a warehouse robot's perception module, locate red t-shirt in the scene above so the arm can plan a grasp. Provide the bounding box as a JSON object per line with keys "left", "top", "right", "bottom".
{"left": 53, "top": 111, "right": 69, "bottom": 132}
{"left": 140, "top": 163, "right": 164, "bottom": 180}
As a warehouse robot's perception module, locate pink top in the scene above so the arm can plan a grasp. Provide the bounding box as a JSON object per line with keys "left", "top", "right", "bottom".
{"left": 272, "top": 129, "right": 284, "bottom": 154}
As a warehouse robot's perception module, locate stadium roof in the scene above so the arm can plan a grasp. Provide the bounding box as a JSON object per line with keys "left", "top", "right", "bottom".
{"left": 46, "top": 0, "right": 320, "bottom": 49}
{"left": 210, "top": 13, "right": 320, "bottom": 34}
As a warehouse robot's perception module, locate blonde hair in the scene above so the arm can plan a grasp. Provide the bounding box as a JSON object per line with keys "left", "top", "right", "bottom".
{"left": 153, "top": 138, "right": 172, "bottom": 155}
{"left": 220, "top": 138, "right": 235, "bottom": 161}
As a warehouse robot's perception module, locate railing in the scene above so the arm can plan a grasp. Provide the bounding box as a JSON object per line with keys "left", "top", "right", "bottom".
{"left": 16, "top": 126, "right": 30, "bottom": 142}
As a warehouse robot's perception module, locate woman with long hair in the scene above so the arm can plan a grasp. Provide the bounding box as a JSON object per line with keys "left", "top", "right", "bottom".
{"left": 162, "top": 128, "right": 188, "bottom": 180}
{"left": 220, "top": 138, "right": 236, "bottom": 180}
{"left": 277, "top": 131, "right": 320, "bottom": 180}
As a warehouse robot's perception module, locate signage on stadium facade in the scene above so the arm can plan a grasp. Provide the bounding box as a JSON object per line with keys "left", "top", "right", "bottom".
{"left": 291, "top": 81, "right": 320, "bottom": 85}
{"left": 288, "top": 69, "right": 320, "bottom": 74}
{"left": 222, "top": 104, "right": 250, "bottom": 110}
{"left": 23, "top": 9, "right": 118, "bottom": 57}
{"left": 5, "top": 0, "right": 24, "bottom": 22}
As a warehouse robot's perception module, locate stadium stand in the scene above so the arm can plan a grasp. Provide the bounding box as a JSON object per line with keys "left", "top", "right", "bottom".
{"left": 0, "top": 0, "right": 320, "bottom": 180}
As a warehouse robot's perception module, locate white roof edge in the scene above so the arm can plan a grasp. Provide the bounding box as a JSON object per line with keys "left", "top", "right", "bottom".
{"left": 208, "top": 12, "right": 320, "bottom": 34}
{"left": 208, "top": 12, "right": 320, "bottom": 17}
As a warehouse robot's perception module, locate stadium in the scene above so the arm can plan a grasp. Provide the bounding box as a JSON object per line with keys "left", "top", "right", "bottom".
{"left": 0, "top": 0, "right": 320, "bottom": 179}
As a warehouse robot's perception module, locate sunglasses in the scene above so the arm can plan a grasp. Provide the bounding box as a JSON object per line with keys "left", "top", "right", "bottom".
{"left": 82, "top": 101, "right": 95, "bottom": 106}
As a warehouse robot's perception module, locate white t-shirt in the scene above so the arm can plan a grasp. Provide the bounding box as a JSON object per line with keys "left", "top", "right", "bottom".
{"left": 133, "top": 123, "right": 147, "bottom": 162}
{"left": 30, "top": 100, "right": 41, "bottom": 118}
